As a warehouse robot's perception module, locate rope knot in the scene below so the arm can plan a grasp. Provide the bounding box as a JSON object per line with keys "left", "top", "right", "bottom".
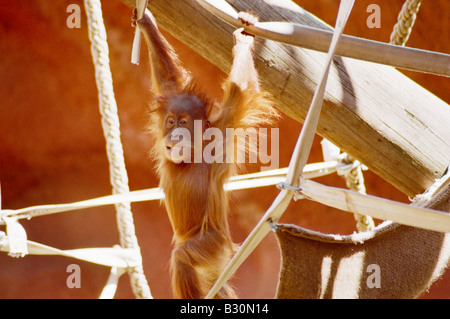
{"left": 276, "top": 182, "right": 302, "bottom": 192}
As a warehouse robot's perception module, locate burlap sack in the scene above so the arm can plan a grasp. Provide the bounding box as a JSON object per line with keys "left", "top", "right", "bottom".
{"left": 275, "top": 181, "right": 450, "bottom": 299}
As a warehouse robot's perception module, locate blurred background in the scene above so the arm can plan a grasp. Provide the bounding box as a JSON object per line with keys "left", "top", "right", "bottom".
{"left": 0, "top": 0, "right": 448, "bottom": 298}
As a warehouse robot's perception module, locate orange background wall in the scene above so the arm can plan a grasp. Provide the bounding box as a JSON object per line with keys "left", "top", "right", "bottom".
{"left": 0, "top": 0, "right": 448, "bottom": 298}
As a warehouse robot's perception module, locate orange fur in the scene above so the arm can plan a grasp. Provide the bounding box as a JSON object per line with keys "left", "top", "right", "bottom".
{"left": 136, "top": 10, "right": 278, "bottom": 298}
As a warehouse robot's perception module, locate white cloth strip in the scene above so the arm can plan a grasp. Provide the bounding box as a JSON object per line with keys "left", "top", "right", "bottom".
{"left": 0, "top": 232, "right": 139, "bottom": 268}
{"left": 0, "top": 162, "right": 340, "bottom": 223}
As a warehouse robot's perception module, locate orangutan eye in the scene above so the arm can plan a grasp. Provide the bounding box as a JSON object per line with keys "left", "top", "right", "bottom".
{"left": 166, "top": 117, "right": 175, "bottom": 127}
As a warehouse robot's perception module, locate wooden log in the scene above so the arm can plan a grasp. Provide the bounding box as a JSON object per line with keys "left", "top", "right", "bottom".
{"left": 119, "top": 0, "right": 450, "bottom": 197}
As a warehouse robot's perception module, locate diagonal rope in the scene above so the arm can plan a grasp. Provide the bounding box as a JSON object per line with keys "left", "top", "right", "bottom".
{"left": 390, "top": 0, "right": 422, "bottom": 46}
{"left": 84, "top": 0, "right": 151, "bottom": 299}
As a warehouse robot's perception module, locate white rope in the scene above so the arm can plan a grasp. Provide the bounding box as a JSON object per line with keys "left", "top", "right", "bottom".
{"left": 321, "top": 139, "right": 375, "bottom": 232}
{"left": 390, "top": 0, "right": 422, "bottom": 46}
{"left": 195, "top": 0, "right": 449, "bottom": 77}
{"left": 83, "top": 0, "right": 151, "bottom": 299}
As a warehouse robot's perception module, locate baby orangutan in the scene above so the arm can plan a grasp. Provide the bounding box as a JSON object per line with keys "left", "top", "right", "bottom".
{"left": 133, "top": 9, "right": 277, "bottom": 298}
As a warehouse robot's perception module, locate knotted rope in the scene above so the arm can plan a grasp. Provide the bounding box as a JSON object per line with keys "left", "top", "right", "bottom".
{"left": 84, "top": 0, "right": 151, "bottom": 299}
{"left": 338, "top": 154, "right": 375, "bottom": 232}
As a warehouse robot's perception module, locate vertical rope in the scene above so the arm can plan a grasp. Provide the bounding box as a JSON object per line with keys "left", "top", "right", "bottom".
{"left": 322, "top": 139, "right": 375, "bottom": 232}
{"left": 84, "top": 0, "right": 151, "bottom": 299}
{"left": 390, "top": 0, "right": 422, "bottom": 46}
{"left": 339, "top": 155, "right": 375, "bottom": 232}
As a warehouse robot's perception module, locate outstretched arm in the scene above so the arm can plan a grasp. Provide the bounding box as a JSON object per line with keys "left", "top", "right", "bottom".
{"left": 229, "top": 12, "right": 260, "bottom": 92}
{"left": 217, "top": 12, "right": 278, "bottom": 173}
{"left": 133, "top": 9, "right": 190, "bottom": 95}
{"left": 220, "top": 12, "right": 276, "bottom": 131}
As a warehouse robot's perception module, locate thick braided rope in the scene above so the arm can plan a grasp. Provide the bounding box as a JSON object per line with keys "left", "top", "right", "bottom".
{"left": 84, "top": 0, "right": 151, "bottom": 298}
{"left": 390, "top": 0, "right": 422, "bottom": 46}
{"left": 340, "top": 155, "right": 375, "bottom": 232}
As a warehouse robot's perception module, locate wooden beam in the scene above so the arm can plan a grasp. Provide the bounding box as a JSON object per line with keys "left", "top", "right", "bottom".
{"left": 118, "top": 0, "right": 450, "bottom": 197}
{"left": 195, "top": 0, "right": 450, "bottom": 77}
